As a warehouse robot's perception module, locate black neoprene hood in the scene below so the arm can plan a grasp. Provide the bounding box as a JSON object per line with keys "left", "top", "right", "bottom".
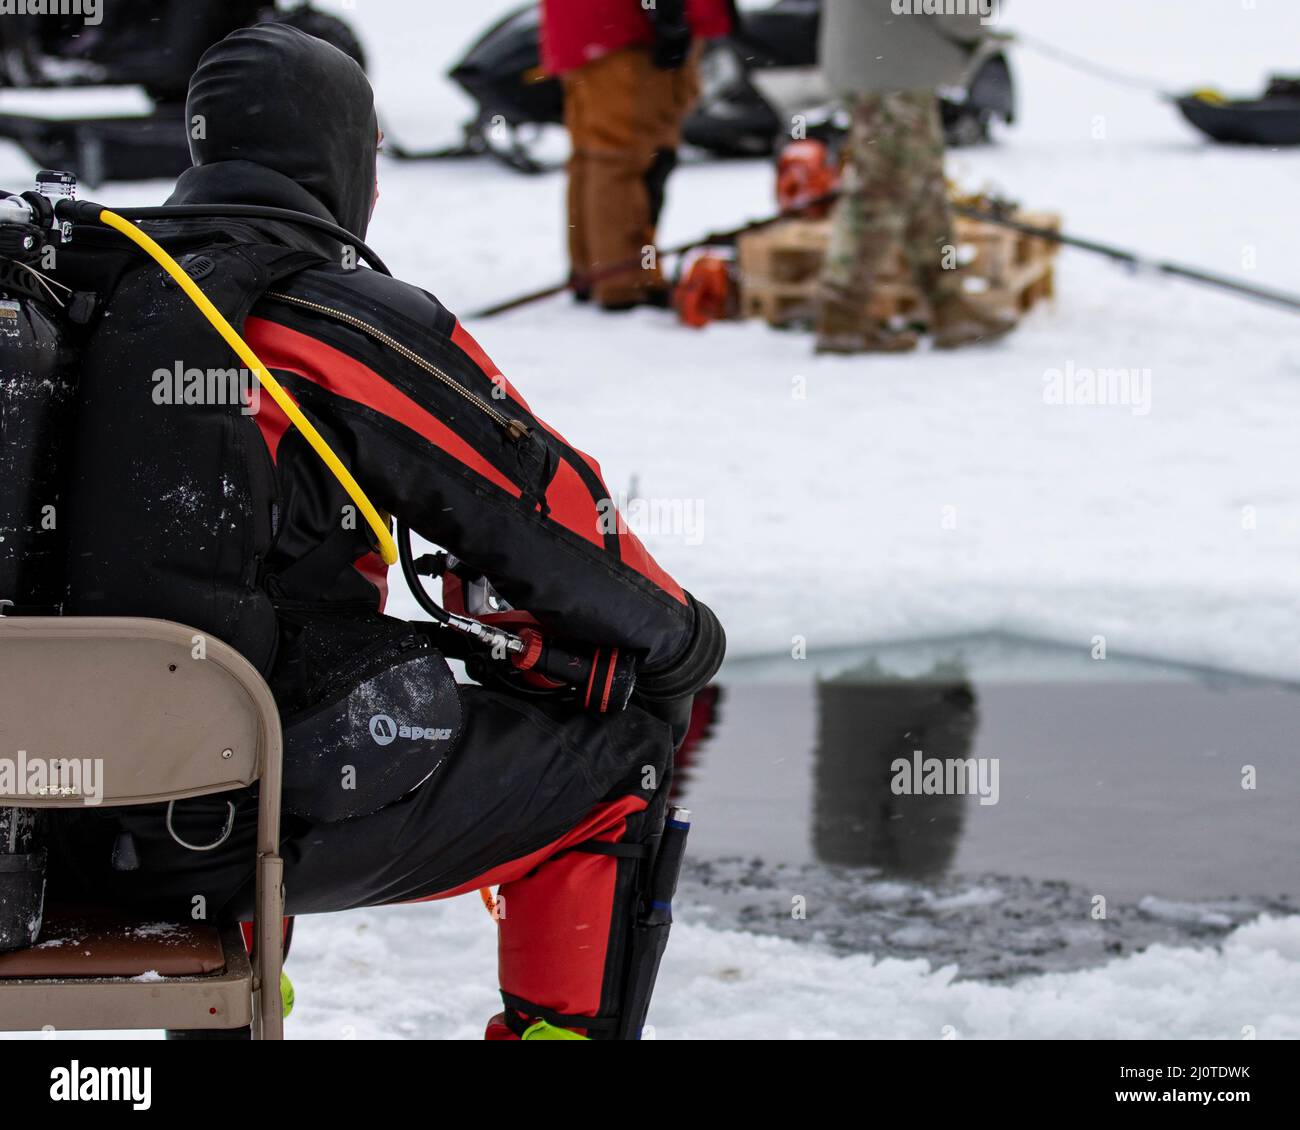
{"left": 184, "top": 23, "right": 379, "bottom": 238}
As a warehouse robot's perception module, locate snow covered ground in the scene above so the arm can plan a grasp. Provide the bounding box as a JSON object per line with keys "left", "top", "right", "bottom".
{"left": 279, "top": 897, "right": 1300, "bottom": 1040}
{"left": 2, "top": 0, "right": 1297, "bottom": 1038}
{"left": 355, "top": 0, "right": 1300, "bottom": 684}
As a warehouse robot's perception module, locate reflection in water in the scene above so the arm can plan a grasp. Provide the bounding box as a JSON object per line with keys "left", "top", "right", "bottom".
{"left": 670, "top": 637, "right": 1300, "bottom": 972}
{"left": 669, "top": 684, "right": 723, "bottom": 805}
{"left": 814, "top": 662, "right": 978, "bottom": 878}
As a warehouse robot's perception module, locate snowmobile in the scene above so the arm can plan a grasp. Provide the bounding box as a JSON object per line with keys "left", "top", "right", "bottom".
{"left": 0, "top": 2, "right": 366, "bottom": 185}
{"left": 441, "top": 0, "right": 1016, "bottom": 173}
{"left": 1176, "top": 76, "right": 1300, "bottom": 146}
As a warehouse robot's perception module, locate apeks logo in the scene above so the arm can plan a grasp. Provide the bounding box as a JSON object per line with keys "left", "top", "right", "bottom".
{"left": 368, "top": 714, "right": 453, "bottom": 746}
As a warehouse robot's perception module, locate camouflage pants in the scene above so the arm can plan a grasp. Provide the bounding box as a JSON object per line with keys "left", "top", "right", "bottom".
{"left": 820, "top": 91, "right": 961, "bottom": 309}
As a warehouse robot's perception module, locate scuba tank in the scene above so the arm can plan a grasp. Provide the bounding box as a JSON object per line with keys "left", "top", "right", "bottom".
{"left": 0, "top": 808, "right": 47, "bottom": 953}
{"left": 0, "top": 170, "right": 81, "bottom": 951}
{"left": 0, "top": 265, "right": 79, "bottom": 614}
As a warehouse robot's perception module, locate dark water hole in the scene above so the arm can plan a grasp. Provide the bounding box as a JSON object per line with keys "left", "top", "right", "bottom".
{"left": 672, "top": 633, "right": 1298, "bottom": 979}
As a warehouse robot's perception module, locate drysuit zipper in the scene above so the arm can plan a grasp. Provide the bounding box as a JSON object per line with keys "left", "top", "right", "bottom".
{"left": 263, "top": 290, "right": 532, "bottom": 442}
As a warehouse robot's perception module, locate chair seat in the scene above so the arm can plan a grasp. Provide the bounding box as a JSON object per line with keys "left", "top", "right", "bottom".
{"left": 0, "top": 904, "right": 226, "bottom": 979}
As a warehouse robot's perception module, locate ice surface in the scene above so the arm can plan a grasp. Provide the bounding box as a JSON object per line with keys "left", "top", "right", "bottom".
{"left": 271, "top": 895, "right": 1300, "bottom": 1040}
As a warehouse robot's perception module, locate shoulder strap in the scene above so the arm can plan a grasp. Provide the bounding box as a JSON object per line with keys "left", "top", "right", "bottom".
{"left": 168, "top": 243, "right": 327, "bottom": 329}
{"left": 224, "top": 246, "right": 382, "bottom": 599}
{"left": 235, "top": 243, "right": 329, "bottom": 283}
{"left": 266, "top": 521, "right": 378, "bottom": 601}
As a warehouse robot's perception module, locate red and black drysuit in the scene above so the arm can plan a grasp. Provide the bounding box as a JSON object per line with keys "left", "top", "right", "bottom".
{"left": 46, "top": 25, "right": 723, "bottom": 1039}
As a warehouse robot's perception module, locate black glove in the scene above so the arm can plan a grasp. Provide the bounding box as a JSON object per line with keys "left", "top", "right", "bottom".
{"left": 648, "top": 0, "right": 692, "bottom": 70}
{"left": 632, "top": 689, "right": 696, "bottom": 750}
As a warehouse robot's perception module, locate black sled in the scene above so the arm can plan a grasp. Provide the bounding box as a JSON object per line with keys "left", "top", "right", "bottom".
{"left": 1176, "top": 76, "right": 1300, "bottom": 146}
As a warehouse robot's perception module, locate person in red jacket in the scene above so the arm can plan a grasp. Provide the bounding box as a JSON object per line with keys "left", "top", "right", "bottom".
{"left": 541, "top": 0, "right": 733, "bottom": 310}
{"left": 49, "top": 25, "right": 725, "bottom": 1042}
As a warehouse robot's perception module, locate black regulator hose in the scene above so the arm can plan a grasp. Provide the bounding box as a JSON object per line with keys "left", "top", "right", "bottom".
{"left": 56, "top": 200, "right": 392, "bottom": 276}
{"left": 396, "top": 522, "right": 639, "bottom": 711}
{"left": 396, "top": 520, "right": 452, "bottom": 626}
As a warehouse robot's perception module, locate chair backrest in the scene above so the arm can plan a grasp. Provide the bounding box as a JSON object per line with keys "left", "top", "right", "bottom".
{"left": 0, "top": 617, "right": 280, "bottom": 809}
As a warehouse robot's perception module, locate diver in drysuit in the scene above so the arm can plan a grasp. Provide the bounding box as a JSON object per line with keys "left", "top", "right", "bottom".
{"left": 47, "top": 25, "right": 724, "bottom": 1040}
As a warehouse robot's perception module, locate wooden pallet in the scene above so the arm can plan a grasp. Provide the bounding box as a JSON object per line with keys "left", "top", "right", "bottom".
{"left": 736, "top": 210, "right": 1061, "bottom": 328}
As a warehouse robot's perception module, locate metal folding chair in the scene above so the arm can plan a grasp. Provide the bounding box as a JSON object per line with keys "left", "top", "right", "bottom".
{"left": 0, "top": 617, "right": 284, "bottom": 1039}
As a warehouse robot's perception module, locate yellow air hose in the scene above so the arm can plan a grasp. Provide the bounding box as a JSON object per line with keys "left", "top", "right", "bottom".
{"left": 96, "top": 208, "right": 398, "bottom": 566}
